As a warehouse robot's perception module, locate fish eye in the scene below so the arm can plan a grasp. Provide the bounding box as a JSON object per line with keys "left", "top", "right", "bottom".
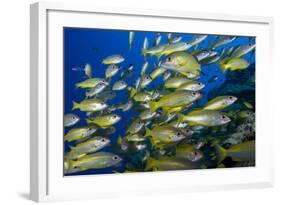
{"left": 112, "top": 155, "right": 119, "bottom": 160}
{"left": 88, "top": 127, "right": 93, "bottom": 131}
{"left": 229, "top": 96, "right": 233, "bottom": 100}
{"left": 194, "top": 151, "right": 200, "bottom": 156}
{"left": 192, "top": 92, "right": 196, "bottom": 96}
{"left": 197, "top": 82, "right": 201, "bottom": 85}
{"left": 221, "top": 115, "right": 226, "bottom": 119}
{"left": 177, "top": 132, "right": 181, "bottom": 136}
{"left": 72, "top": 116, "right": 76, "bottom": 119}
{"left": 113, "top": 115, "right": 117, "bottom": 118}
{"left": 101, "top": 138, "right": 106, "bottom": 142}
{"left": 167, "top": 57, "right": 171, "bottom": 62}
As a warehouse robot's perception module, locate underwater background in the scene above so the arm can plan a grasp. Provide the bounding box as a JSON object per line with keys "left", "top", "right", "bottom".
{"left": 64, "top": 27, "right": 255, "bottom": 176}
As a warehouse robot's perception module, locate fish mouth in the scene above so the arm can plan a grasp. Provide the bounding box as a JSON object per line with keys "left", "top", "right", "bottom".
{"left": 224, "top": 118, "right": 231, "bottom": 124}
{"left": 160, "top": 59, "right": 179, "bottom": 69}
{"left": 102, "top": 81, "right": 109, "bottom": 86}
{"left": 160, "top": 62, "right": 177, "bottom": 70}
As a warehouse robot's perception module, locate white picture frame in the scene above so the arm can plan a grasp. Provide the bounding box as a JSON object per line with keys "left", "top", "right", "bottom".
{"left": 30, "top": 2, "right": 274, "bottom": 202}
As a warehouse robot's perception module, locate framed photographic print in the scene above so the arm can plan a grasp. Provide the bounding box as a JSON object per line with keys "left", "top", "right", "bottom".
{"left": 30, "top": 2, "right": 274, "bottom": 202}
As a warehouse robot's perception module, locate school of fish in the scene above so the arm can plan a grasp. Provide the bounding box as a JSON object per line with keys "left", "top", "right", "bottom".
{"left": 64, "top": 31, "right": 256, "bottom": 175}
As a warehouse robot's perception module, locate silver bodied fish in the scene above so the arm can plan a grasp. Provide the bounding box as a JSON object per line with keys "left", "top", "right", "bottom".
{"left": 72, "top": 98, "right": 108, "bottom": 112}
{"left": 139, "top": 109, "right": 157, "bottom": 121}
{"left": 190, "top": 34, "right": 208, "bottom": 46}
{"left": 84, "top": 63, "right": 92, "bottom": 78}
{"left": 64, "top": 113, "right": 80, "bottom": 127}
{"left": 141, "top": 61, "right": 149, "bottom": 76}
{"left": 126, "top": 118, "right": 144, "bottom": 134}
{"left": 160, "top": 42, "right": 192, "bottom": 56}
{"left": 67, "top": 152, "right": 122, "bottom": 171}
{"left": 178, "top": 110, "right": 231, "bottom": 127}
{"left": 112, "top": 80, "right": 128, "bottom": 90}
{"left": 219, "top": 57, "right": 249, "bottom": 72}
{"left": 125, "top": 134, "right": 146, "bottom": 142}
{"left": 164, "top": 77, "right": 193, "bottom": 88}
{"left": 69, "top": 136, "right": 110, "bottom": 154}
{"left": 161, "top": 51, "right": 201, "bottom": 76}
{"left": 143, "top": 37, "right": 148, "bottom": 51}
{"left": 142, "top": 44, "right": 166, "bottom": 57}
{"left": 121, "top": 64, "right": 134, "bottom": 79}
{"left": 210, "top": 36, "right": 236, "bottom": 49}
{"left": 75, "top": 78, "right": 108, "bottom": 89}
{"left": 140, "top": 75, "right": 153, "bottom": 88}
{"left": 129, "top": 31, "right": 134, "bottom": 49}
{"left": 64, "top": 126, "right": 97, "bottom": 142}
{"left": 169, "top": 36, "right": 182, "bottom": 44}
{"left": 116, "top": 100, "right": 134, "bottom": 112}
{"left": 200, "top": 54, "right": 220, "bottom": 65}
{"left": 145, "top": 125, "right": 186, "bottom": 147}
{"left": 85, "top": 83, "right": 107, "bottom": 98}
{"left": 203, "top": 96, "right": 237, "bottom": 110}
{"left": 150, "top": 65, "right": 166, "bottom": 79}
{"left": 177, "top": 81, "right": 205, "bottom": 91}
{"left": 133, "top": 91, "right": 152, "bottom": 102}
{"left": 149, "top": 90, "right": 201, "bottom": 112}
{"left": 106, "top": 64, "right": 120, "bottom": 78}
{"left": 97, "top": 90, "right": 116, "bottom": 101}
{"left": 87, "top": 114, "right": 121, "bottom": 128}
{"left": 154, "top": 33, "right": 162, "bottom": 46}
{"left": 195, "top": 50, "right": 217, "bottom": 61}
{"left": 215, "top": 140, "right": 255, "bottom": 163}
{"left": 102, "top": 55, "right": 124, "bottom": 64}
{"left": 231, "top": 44, "right": 256, "bottom": 58}
{"left": 176, "top": 143, "right": 203, "bottom": 162}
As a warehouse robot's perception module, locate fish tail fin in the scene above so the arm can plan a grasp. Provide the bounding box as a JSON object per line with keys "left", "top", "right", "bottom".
{"left": 149, "top": 101, "right": 158, "bottom": 112}
{"left": 85, "top": 92, "right": 91, "bottom": 99}
{"left": 86, "top": 119, "right": 93, "bottom": 124}
{"left": 66, "top": 160, "right": 75, "bottom": 173}
{"left": 149, "top": 137, "right": 159, "bottom": 149}
{"left": 141, "top": 49, "right": 147, "bottom": 58}
{"left": 144, "top": 127, "right": 152, "bottom": 138}
{"left": 130, "top": 88, "right": 137, "bottom": 98}
{"left": 145, "top": 156, "right": 155, "bottom": 171}
{"left": 75, "top": 83, "right": 80, "bottom": 89}
{"left": 208, "top": 41, "right": 215, "bottom": 49}
{"left": 177, "top": 113, "right": 185, "bottom": 123}
{"left": 214, "top": 144, "right": 227, "bottom": 163}
{"left": 117, "top": 136, "right": 123, "bottom": 146}
{"left": 72, "top": 101, "right": 79, "bottom": 110}
{"left": 68, "top": 146, "right": 75, "bottom": 153}
{"left": 156, "top": 53, "right": 162, "bottom": 60}
{"left": 219, "top": 62, "right": 228, "bottom": 73}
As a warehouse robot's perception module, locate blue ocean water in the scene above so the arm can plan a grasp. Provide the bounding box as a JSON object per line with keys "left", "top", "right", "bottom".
{"left": 64, "top": 27, "right": 255, "bottom": 176}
